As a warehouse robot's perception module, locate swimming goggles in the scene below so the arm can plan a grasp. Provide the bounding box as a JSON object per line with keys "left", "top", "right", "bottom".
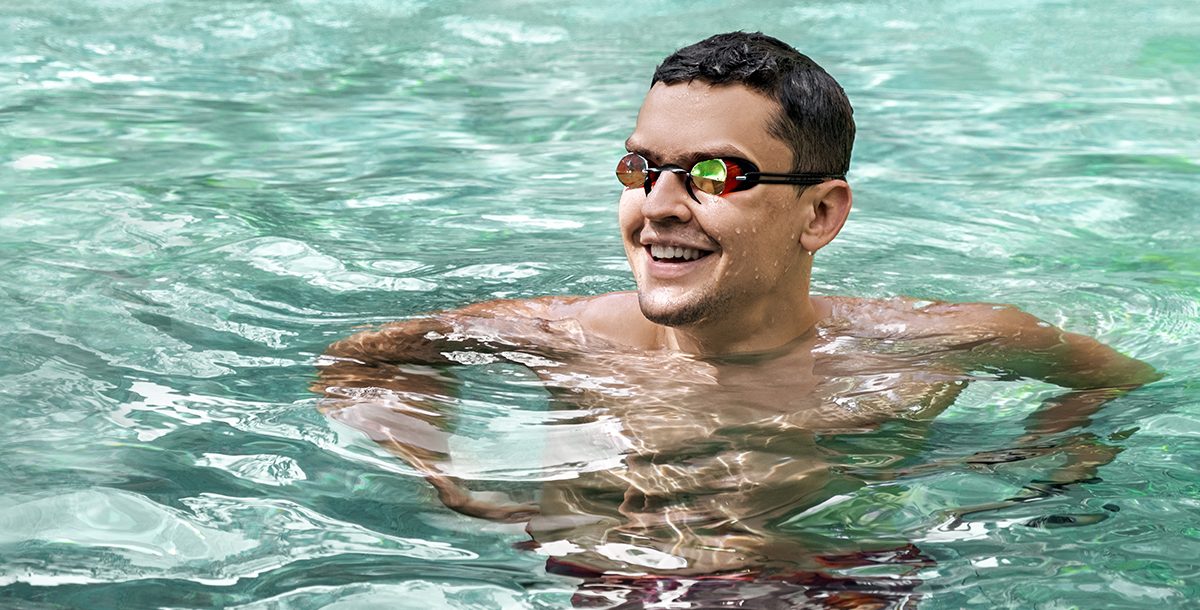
{"left": 616, "top": 152, "right": 843, "bottom": 201}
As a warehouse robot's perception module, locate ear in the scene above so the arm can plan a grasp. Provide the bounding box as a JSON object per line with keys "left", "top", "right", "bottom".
{"left": 798, "top": 180, "right": 852, "bottom": 253}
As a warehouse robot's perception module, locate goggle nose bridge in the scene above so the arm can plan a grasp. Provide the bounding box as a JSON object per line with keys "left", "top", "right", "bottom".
{"left": 643, "top": 165, "right": 702, "bottom": 203}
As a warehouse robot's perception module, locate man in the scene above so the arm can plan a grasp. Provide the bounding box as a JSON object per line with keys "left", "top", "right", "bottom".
{"left": 315, "top": 32, "right": 1157, "bottom": 607}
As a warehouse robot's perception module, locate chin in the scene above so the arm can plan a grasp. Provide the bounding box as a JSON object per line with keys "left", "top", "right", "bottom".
{"left": 636, "top": 284, "right": 730, "bottom": 327}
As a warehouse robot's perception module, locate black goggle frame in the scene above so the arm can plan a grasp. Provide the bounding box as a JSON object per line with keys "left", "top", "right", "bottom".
{"left": 616, "top": 152, "right": 845, "bottom": 203}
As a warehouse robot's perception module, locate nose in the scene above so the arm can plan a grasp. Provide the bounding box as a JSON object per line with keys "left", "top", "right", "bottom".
{"left": 641, "top": 171, "right": 695, "bottom": 224}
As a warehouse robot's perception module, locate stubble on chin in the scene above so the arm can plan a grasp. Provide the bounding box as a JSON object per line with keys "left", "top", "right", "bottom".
{"left": 636, "top": 283, "right": 732, "bottom": 328}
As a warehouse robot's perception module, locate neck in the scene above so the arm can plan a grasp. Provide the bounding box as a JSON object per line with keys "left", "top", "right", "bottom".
{"left": 659, "top": 286, "right": 824, "bottom": 357}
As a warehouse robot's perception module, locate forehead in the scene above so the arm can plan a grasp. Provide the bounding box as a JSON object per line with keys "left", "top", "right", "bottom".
{"left": 627, "top": 82, "right": 791, "bottom": 168}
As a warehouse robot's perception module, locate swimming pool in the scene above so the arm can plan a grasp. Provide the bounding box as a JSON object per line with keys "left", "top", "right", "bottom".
{"left": 2, "top": 0, "right": 1199, "bottom": 607}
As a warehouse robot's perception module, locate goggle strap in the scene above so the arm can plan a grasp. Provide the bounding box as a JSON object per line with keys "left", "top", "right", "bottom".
{"left": 737, "top": 172, "right": 845, "bottom": 186}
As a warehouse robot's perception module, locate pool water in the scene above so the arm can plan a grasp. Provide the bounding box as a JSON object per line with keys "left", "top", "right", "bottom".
{"left": 3, "top": 1, "right": 1199, "bottom": 607}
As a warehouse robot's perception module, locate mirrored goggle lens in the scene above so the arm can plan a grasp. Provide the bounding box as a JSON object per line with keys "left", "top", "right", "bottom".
{"left": 616, "top": 153, "right": 648, "bottom": 188}
{"left": 689, "top": 158, "right": 728, "bottom": 195}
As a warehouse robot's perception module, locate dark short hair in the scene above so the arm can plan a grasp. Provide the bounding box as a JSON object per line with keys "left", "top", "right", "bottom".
{"left": 652, "top": 32, "right": 854, "bottom": 177}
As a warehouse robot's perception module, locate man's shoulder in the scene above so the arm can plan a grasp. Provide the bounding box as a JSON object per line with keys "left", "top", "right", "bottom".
{"left": 449, "top": 292, "right": 655, "bottom": 348}
{"left": 823, "top": 295, "right": 1045, "bottom": 341}
{"left": 452, "top": 292, "right": 638, "bottom": 320}
{"left": 541, "top": 291, "right": 657, "bottom": 347}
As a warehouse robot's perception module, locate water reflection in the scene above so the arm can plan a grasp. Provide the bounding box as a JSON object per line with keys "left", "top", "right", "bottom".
{"left": 3, "top": 1, "right": 1194, "bottom": 606}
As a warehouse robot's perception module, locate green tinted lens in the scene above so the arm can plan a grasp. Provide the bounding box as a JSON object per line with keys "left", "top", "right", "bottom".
{"left": 690, "top": 158, "right": 728, "bottom": 195}
{"left": 616, "top": 153, "right": 648, "bottom": 188}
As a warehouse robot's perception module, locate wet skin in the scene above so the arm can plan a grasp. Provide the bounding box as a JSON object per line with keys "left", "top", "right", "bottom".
{"left": 314, "top": 83, "right": 1158, "bottom": 576}
{"left": 316, "top": 294, "right": 1153, "bottom": 575}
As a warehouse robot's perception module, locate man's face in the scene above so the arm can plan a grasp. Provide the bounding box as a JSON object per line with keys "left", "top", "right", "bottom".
{"left": 619, "top": 82, "right": 814, "bottom": 328}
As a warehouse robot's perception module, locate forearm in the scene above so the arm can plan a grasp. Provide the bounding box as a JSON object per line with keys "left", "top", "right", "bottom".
{"left": 314, "top": 317, "right": 542, "bottom": 522}
{"left": 1010, "top": 387, "right": 1134, "bottom": 488}
{"left": 316, "top": 358, "right": 459, "bottom": 468}
{"left": 1019, "top": 387, "right": 1127, "bottom": 439}
{"left": 955, "top": 389, "right": 1129, "bottom": 512}
{"left": 313, "top": 314, "right": 501, "bottom": 433}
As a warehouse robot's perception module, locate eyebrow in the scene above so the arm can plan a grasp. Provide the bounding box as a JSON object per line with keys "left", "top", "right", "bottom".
{"left": 623, "top": 138, "right": 753, "bottom": 166}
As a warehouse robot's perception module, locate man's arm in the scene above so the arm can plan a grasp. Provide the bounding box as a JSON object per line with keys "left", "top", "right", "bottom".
{"left": 944, "top": 304, "right": 1160, "bottom": 518}
{"left": 312, "top": 297, "right": 585, "bottom": 522}
{"left": 960, "top": 304, "right": 1160, "bottom": 432}
{"left": 950, "top": 304, "right": 1158, "bottom": 390}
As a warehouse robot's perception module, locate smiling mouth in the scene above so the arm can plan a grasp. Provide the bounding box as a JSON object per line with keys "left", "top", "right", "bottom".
{"left": 646, "top": 244, "right": 714, "bottom": 263}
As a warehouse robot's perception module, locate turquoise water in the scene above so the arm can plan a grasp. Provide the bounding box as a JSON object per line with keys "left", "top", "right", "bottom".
{"left": 2, "top": 0, "right": 1199, "bottom": 607}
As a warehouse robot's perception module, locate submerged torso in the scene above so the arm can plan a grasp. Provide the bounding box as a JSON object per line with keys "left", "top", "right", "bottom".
{"left": 523, "top": 296, "right": 983, "bottom": 574}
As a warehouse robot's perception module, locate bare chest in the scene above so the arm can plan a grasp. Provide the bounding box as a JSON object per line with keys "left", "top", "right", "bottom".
{"left": 534, "top": 342, "right": 965, "bottom": 457}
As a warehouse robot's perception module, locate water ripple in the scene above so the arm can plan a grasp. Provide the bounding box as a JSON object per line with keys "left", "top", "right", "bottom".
{"left": 2, "top": 1, "right": 1199, "bottom": 607}
{"left": 0, "top": 489, "right": 478, "bottom": 587}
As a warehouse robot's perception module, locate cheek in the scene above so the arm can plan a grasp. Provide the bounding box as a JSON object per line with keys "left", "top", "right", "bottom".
{"left": 706, "top": 206, "right": 796, "bottom": 265}
{"left": 697, "top": 206, "right": 742, "bottom": 247}
{"left": 617, "top": 190, "right": 640, "bottom": 229}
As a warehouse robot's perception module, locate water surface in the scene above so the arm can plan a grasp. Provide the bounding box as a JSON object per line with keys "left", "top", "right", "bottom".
{"left": 2, "top": 1, "right": 1199, "bottom": 608}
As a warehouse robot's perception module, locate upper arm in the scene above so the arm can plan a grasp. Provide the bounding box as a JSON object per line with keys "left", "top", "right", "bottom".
{"left": 951, "top": 304, "right": 1160, "bottom": 390}
{"left": 320, "top": 296, "right": 589, "bottom": 366}
{"left": 313, "top": 297, "right": 573, "bottom": 401}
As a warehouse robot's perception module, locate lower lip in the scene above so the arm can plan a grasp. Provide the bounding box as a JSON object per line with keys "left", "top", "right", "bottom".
{"left": 642, "top": 247, "right": 715, "bottom": 279}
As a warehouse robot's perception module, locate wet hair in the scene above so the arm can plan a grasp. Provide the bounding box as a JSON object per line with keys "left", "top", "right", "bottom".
{"left": 652, "top": 32, "right": 855, "bottom": 176}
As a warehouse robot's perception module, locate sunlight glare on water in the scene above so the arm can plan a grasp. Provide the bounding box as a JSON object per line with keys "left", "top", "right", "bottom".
{"left": 2, "top": 1, "right": 1199, "bottom": 608}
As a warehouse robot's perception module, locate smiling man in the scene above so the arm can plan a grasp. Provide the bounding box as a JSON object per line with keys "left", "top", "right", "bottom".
{"left": 613, "top": 70, "right": 848, "bottom": 354}
{"left": 316, "top": 32, "right": 1157, "bottom": 607}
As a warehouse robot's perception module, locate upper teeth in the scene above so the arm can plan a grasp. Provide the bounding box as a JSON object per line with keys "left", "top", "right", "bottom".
{"left": 650, "top": 244, "right": 703, "bottom": 260}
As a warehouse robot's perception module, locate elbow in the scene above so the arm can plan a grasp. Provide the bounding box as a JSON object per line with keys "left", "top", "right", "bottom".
{"left": 1128, "top": 363, "right": 1165, "bottom": 388}
{"left": 1109, "top": 356, "right": 1163, "bottom": 390}
{"left": 1063, "top": 359, "right": 1163, "bottom": 392}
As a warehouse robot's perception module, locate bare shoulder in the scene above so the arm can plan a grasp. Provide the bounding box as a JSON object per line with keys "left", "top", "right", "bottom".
{"left": 821, "top": 295, "right": 1158, "bottom": 389}
{"left": 429, "top": 291, "right": 654, "bottom": 348}
{"left": 324, "top": 293, "right": 636, "bottom": 364}
{"left": 821, "top": 295, "right": 1048, "bottom": 343}
{"left": 571, "top": 291, "right": 659, "bottom": 348}
{"left": 451, "top": 294, "right": 591, "bottom": 320}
